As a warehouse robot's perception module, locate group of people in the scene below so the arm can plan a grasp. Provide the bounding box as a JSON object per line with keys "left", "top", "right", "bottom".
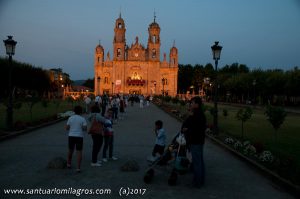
{"left": 65, "top": 95, "right": 126, "bottom": 173}
{"left": 66, "top": 94, "right": 207, "bottom": 189}
{"left": 150, "top": 96, "right": 207, "bottom": 188}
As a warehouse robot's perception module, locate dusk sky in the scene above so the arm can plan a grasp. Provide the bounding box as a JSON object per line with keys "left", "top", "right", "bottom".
{"left": 1, "top": 0, "right": 300, "bottom": 80}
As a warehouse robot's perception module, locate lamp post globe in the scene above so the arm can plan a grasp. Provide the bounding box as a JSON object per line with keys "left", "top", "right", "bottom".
{"left": 211, "top": 41, "right": 222, "bottom": 135}
{"left": 3, "top": 36, "right": 17, "bottom": 130}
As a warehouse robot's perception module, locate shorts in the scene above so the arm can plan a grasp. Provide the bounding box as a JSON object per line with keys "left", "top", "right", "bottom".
{"left": 152, "top": 144, "right": 165, "bottom": 156}
{"left": 68, "top": 136, "right": 83, "bottom": 151}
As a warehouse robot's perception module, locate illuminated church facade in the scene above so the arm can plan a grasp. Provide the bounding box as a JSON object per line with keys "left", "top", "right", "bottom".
{"left": 94, "top": 14, "right": 178, "bottom": 96}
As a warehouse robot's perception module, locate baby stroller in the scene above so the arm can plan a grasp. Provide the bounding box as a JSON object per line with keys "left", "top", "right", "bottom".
{"left": 144, "top": 132, "right": 190, "bottom": 186}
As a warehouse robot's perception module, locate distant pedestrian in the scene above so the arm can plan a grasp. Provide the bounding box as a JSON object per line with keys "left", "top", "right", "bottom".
{"left": 151, "top": 120, "right": 166, "bottom": 157}
{"left": 101, "top": 94, "right": 109, "bottom": 116}
{"left": 119, "top": 97, "right": 125, "bottom": 119}
{"left": 65, "top": 106, "right": 87, "bottom": 173}
{"left": 181, "top": 96, "right": 207, "bottom": 188}
{"left": 139, "top": 95, "right": 144, "bottom": 108}
{"left": 84, "top": 95, "right": 92, "bottom": 113}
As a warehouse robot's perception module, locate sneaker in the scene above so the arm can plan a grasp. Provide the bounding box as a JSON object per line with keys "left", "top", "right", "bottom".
{"left": 111, "top": 156, "right": 118, "bottom": 161}
{"left": 102, "top": 158, "right": 108, "bottom": 162}
{"left": 91, "top": 162, "right": 102, "bottom": 167}
{"left": 76, "top": 169, "right": 81, "bottom": 173}
{"left": 97, "top": 160, "right": 102, "bottom": 164}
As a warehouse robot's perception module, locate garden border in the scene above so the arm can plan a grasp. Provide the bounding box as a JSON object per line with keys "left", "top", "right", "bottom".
{"left": 0, "top": 118, "right": 66, "bottom": 142}
{"left": 155, "top": 102, "right": 300, "bottom": 197}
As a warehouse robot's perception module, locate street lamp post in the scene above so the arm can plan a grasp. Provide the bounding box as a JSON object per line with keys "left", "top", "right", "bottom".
{"left": 253, "top": 79, "right": 256, "bottom": 105}
{"left": 211, "top": 41, "right": 222, "bottom": 135}
{"left": 111, "top": 82, "right": 114, "bottom": 95}
{"left": 3, "top": 36, "right": 17, "bottom": 130}
{"left": 97, "top": 76, "right": 101, "bottom": 95}
{"left": 154, "top": 81, "right": 157, "bottom": 95}
{"left": 162, "top": 78, "right": 166, "bottom": 96}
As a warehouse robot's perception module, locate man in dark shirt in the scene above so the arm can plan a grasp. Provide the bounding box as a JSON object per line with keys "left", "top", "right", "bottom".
{"left": 182, "top": 96, "right": 207, "bottom": 188}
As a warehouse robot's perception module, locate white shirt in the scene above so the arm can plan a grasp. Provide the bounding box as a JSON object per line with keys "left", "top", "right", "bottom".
{"left": 67, "top": 115, "right": 87, "bottom": 137}
{"left": 84, "top": 97, "right": 91, "bottom": 105}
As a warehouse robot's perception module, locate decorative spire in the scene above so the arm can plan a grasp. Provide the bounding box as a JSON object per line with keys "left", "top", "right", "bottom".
{"left": 119, "top": 6, "right": 122, "bottom": 18}
{"left": 154, "top": 9, "right": 156, "bottom": 22}
{"left": 99, "top": 39, "right": 101, "bottom": 46}
{"left": 173, "top": 40, "right": 176, "bottom": 47}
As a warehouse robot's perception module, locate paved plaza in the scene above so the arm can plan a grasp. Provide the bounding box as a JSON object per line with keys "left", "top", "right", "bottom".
{"left": 0, "top": 103, "right": 296, "bottom": 198}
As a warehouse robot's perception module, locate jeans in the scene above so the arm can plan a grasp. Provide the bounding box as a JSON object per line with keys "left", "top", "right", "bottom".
{"left": 190, "top": 144, "right": 205, "bottom": 187}
{"left": 91, "top": 134, "right": 103, "bottom": 163}
{"left": 103, "top": 135, "right": 114, "bottom": 158}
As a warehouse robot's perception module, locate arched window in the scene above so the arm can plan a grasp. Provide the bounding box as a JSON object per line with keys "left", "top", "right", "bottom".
{"left": 152, "top": 35, "right": 156, "bottom": 43}
{"left": 98, "top": 57, "right": 100, "bottom": 63}
{"left": 117, "top": 48, "right": 121, "bottom": 57}
{"left": 118, "top": 23, "right": 122, "bottom": 29}
{"left": 104, "top": 77, "right": 108, "bottom": 84}
{"left": 152, "top": 49, "right": 156, "bottom": 58}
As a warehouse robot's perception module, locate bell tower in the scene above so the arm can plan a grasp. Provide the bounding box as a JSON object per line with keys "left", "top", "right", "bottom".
{"left": 113, "top": 13, "right": 126, "bottom": 61}
{"left": 147, "top": 13, "right": 160, "bottom": 61}
{"left": 169, "top": 41, "right": 178, "bottom": 67}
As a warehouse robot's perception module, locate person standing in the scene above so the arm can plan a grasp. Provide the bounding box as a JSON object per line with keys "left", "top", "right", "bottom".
{"left": 181, "top": 96, "right": 207, "bottom": 188}
{"left": 84, "top": 95, "right": 92, "bottom": 113}
{"left": 88, "top": 105, "right": 106, "bottom": 167}
{"left": 102, "top": 108, "right": 118, "bottom": 162}
{"left": 152, "top": 120, "right": 166, "bottom": 157}
{"left": 65, "top": 106, "right": 87, "bottom": 173}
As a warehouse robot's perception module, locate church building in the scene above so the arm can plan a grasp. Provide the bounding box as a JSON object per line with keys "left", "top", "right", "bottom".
{"left": 94, "top": 14, "right": 178, "bottom": 96}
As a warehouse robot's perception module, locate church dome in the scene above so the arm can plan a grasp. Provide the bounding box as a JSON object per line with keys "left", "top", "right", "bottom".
{"left": 149, "top": 21, "right": 160, "bottom": 29}
{"left": 115, "top": 14, "right": 125, "bottom": 29}
{"left": 95, "top": 44, "right": 104, "bottom": 53}
{"left": 170, "top": 46, "right": 178, "bottom": 55}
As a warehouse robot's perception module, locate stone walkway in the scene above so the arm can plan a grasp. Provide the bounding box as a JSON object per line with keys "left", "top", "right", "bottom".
{"left": 0, "top": 103, "right": 295, "bottom": 198}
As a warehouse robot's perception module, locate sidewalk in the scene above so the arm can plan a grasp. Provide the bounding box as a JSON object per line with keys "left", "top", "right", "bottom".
{"left": 0, "top": 103, "right": 295, "bottom": 198}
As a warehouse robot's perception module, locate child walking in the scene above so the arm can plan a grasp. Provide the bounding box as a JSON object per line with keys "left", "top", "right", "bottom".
{"left": 102, "top": 108, "right": 118, "bottom": 162}
{"left": 152, "top": 120, "right": 166, "bottom": 157}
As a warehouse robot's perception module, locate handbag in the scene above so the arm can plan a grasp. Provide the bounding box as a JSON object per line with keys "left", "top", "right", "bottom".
{"left": 88, "top": 118, "right": 103, "bottom": 135}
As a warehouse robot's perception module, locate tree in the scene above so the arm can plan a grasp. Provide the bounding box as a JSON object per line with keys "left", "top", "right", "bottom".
{"left": 83, "top": 78, "right": 94, "bottom": 89}
{"left": 265, "top": 105, "right": 287, "bottom": 143}
{"left": 236, "top": 107, "right": 253, "bottom": 140}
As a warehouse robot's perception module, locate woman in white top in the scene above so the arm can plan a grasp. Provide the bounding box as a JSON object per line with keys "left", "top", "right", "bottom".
{"left": 65, "top": 106, "right": 87, "bottom": 173}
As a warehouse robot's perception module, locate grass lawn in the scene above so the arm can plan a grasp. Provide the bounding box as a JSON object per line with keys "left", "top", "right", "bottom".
{"left": 215, "top": 104, "right": 300, "bottom": 165}
{"left": 160, "top": 100, "right": 300, "bottom": 183}
{"left": 0, "top": 100, "right": 83, "bottom": 130}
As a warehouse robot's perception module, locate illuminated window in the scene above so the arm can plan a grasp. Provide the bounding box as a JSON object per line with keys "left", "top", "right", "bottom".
{"left": 117, "top": 48, "right": 121, "bottom": 57}
{"left": 152, "top": 49, "right": 156, "bottom": 58}
{"left": 152, "top": 35, "right": 156, "bottom": 43}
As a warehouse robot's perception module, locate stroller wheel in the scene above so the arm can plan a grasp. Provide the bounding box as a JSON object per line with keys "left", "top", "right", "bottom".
{"left": 143, "top": 169, "right": 154, "bottom": 184}
{"left": 168, "top": 170, "right": 178, "bottom": 186}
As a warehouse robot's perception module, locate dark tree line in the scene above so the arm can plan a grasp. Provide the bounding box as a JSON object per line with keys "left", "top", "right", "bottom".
{"left": 0, "top": 57, "right": 52, "bottom": 98}
{"left": 178, "top": 63, "right": 300, "bottom": 106}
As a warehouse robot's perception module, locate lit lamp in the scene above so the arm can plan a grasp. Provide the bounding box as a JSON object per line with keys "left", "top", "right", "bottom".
{"left": 153, "top": 81, "right": 157, "bottom": 95}
{"left": 3, "top": 36, "right": 17, "bottom": 130}
{"left": 211, "top": 41, "right": 222, "bottom": 134}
